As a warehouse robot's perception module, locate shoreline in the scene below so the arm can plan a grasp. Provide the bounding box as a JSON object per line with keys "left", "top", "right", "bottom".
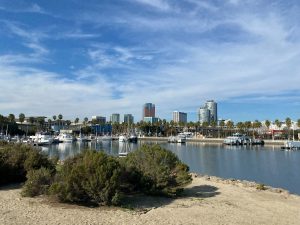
{"left": 1, "top": 173, "right": 299, "bottom": 225}
{"left": 139, "top": 137, "right": 286, "bottom": 146}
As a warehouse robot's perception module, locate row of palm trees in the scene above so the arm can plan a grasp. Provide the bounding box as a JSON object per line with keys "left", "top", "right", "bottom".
{"left": 2, "top": 113, "right": 300, "bottom": 139}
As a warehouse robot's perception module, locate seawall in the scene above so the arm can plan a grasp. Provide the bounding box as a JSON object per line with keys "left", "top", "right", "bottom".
{"left": 138, "top": 137, "right": 285, "bottom": 146}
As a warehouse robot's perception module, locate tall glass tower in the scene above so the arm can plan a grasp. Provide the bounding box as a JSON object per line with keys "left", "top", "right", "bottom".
{"left": 110, "top": 113, "right": 120, "bottom": 124}
{"left": 143, "top": 103, "right": 155, "bottom": 118}
{"left": 198, "top": 107, "right": 211, "bottom": 124}
{"left": 205, "top": 100, "right": 217, "bottom": 123}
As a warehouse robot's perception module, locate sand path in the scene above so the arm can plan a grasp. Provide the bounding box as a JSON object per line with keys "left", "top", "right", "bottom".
{"left": 1, "top": 175, "right": 299, "bottom": 225}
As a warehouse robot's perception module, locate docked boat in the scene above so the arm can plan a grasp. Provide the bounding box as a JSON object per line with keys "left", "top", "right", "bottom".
{"left": 168, "top": 135, "right": 186, "bottom": 143}
{"left": 281, "top": 141, "right": 300, "bottom": 150}
{"left": 30, "top": 133, "right": 53, "bottom": 145}
{"left": 223, "top": 133, "right": 250, "bottom": 145}
{"left": 128, "top": 134, "right": 138, "bottom": 143}
{"left": 223, "top": 133, "right": 264, "bottom": 145}
{"left": 58, "top": 133, "right": 75, "bottom": 143}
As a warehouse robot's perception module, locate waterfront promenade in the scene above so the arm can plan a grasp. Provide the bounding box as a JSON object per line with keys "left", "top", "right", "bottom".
{"left": 139, "top": 137, "right": 285, "bottom": 145}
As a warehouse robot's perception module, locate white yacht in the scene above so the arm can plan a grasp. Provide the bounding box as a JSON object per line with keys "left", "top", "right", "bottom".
{"left": 58, "top": 133, "right": 75, "bottom": 143}
{"left": 282, "top": 141, "right": 300, "bottom": 150}
{"left": 168, "top": 135, "right": 186, "bottom": 143}
{"left": 223, "top": 133, "right": 250, "bottom": 145}
{"left": 30, "top": 133, "right": 53, "bottom": 145}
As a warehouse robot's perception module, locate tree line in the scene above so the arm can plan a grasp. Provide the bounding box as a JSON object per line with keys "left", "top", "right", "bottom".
{"left": 2, "top": 113, "right": 300, "bottom": 139}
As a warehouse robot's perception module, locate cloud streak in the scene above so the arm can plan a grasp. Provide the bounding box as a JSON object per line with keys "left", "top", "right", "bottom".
{"left": 0, "top": 0, "right": 300, "bottom": 121}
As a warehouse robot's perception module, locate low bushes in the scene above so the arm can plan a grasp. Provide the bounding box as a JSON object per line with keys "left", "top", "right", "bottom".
{"left": 121, "top": 145, "right": 192, "bottom": 196}
{"left": 49, "top": 150, "right": 122, "bottom": 206}
{"left": 3, "top": 143, "right": 192, "bottom": 206}
{"left": 0, "top": 143, "right": 55, "bottom": 185}
{"left": 22, "top": 167, "right": 53, "bottom": 197}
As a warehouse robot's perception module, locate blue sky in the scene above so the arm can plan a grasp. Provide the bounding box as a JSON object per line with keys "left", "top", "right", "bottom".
{"left": 0, "top": 0, "right": 300, "bottom": 122}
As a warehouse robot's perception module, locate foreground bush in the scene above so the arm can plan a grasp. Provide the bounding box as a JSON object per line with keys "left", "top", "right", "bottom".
{"left": 0, "top": 143, "right": 55, "bottom": 185}
{"left": 22, "top": 167, "right": 53, "bottom": 197}
{"left": 21, "top": 145, "right": 193, "bottom": 206}
{"left": 122, "top": 144, "right": 192, "bottom": 196}
{"left": 49, "top": 150, "right": 122, "bottom": 206}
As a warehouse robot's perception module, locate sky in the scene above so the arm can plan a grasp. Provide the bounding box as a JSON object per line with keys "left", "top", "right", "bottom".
{"left": 0, "top": 0, "right": 300, "bottom": 122}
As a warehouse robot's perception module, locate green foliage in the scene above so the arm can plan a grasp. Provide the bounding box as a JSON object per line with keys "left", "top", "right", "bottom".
{"left": 49, "top": 150, "right": 122, "bottom": 206}
{"left": 0, "top": 143, "right": 55, "bottom": 185}
{"left": 22, "top": 167, "right": 53, "bottom": 197}
{"left": 122, "top": 145, "right": 192, "bottom": 196}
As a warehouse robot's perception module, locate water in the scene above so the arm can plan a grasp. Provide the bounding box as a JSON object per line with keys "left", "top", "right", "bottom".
{"left": 41, "top": 141, "right": 300, "bottom": 195}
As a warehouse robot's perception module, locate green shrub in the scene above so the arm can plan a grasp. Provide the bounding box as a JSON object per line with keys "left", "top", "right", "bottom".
{"left": 0, "top": 143, "right": 55, "bottom": 185}
{"left": 22, "top": 167, "right": 53, "bottom": 197}
{"left": 122, "top": 144, "right": 192, "bottom": 196}
{"left": 49, "top": 150, "right": 122, "bottom": 206}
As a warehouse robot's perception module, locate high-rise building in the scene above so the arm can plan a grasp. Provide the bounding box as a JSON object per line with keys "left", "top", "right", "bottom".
{"left": 110, "top": 113, "right": 120, "bottom": 124}
{"left": 205, "top": 100, "right": 217, "bottom": 122}
{"left": 91, "top": 116, "right": 106, "bottom": 124}
{"left": 172, "top": 111, "right": 187, "bottom": 124}
{"left": 124, "top": 114, "right": 134, "bottom": 124}
{"left": 143, "top": 103, "right": 155, "bottom": 118}
{"left": 198, "top": 107, "right": 210, "bottom": 124}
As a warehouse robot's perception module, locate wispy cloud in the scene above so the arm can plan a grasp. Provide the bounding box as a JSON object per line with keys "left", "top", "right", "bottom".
{"left": 1, "top": 0, "right": 300, "bottom": 120}
{"left": 0, "top": 3, "right": 47, "bottom": 14}
{"left": 132, "top": 0, "right": 171, "bottom": 11}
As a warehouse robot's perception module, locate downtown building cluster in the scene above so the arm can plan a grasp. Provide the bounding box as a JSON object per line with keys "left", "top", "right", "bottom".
{"left": 90, "top": 101, "right": 218, "bottom": 125}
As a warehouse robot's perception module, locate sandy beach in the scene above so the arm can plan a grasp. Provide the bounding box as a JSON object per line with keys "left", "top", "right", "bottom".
{"left": 1, "top": 174, "right": 299, "bottom": 225}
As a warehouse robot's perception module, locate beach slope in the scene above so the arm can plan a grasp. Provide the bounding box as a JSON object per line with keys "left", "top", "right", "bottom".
{"left": 1, "top": 174, "right": 299, "bottom": 225}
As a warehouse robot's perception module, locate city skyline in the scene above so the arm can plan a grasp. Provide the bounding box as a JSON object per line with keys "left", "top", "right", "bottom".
{"left": 1, "top": 1, "right": 300, "bottom": 121}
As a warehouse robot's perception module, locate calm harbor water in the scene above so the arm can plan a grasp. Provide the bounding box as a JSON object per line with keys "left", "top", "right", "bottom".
{"left": 41, "top": 141, "right": 300, "bottom": 195}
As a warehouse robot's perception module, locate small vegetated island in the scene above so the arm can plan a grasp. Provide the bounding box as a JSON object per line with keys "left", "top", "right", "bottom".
{"left": 0, "top": 141, "right": 192, "bottom": 206}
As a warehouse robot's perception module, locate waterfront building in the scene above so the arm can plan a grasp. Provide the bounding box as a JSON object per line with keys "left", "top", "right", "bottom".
{"left": 143, "top": 117, "right": 159, "bottom": 124}
{"left": 110, "top": 113, "right": 120, "bottom": 124}
{"left": 143, "top": 103, "right": 155, "bottom": 119}
{"left": 91, "top": 116, "right": 106, "bottom": 124}
{"left": 124, "top": 114, "right": 134, "bottom": 124}
{"left": 205, "top": 100, "right": 218, "bottom": 122}
{"left": 91, "top": 124, "right": 112, "bottom": 135}
{"left": 173, "top": 111, "right": 187, "bottom": 124}
{"left": 198, "top": 107, "right": 210, "bottom": 124}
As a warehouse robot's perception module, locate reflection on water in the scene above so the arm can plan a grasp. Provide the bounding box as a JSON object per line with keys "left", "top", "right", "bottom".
{"left": 41, "top": 141, "right": 300, "bottom": 195}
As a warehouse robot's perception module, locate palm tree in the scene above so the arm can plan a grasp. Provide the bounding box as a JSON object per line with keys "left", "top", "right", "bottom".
{"left": 226, "top": 121, "right": 234, "bottom": 136}
{"left": 274, "top": 119, "right": 281, "bottom": 140}
{"left": 58, "top": 114, "right": 63, "bottom": 128}
{"left": 244, "top": 121, "right": 252, "bottom": 136}
{"left": 29, "top": 117, "right": 35, "bottom": 125}
{"left": 8, "top": 114, "right": 15, "bottom": 123}
{"left": 19, "top": 113, "right": 25, "bottom": 124}
{"left": 37, "top": 117, "right": 45, "bottom": 131}
{"left": 252, "top": 120, "right": 262, "bottom": 138}
{"left": 48, "top": 119, "right": 52, "bottom": 130}
{"left": 265, "top": 120, "right": 271, "bottom": 140}
{"left": 236, "top": 122, "right": 244, "bottom": 133}
{"left": 285, "top": 117, "right": 292, "bottom": 140}
{"left": 84, "top": 117, "right": 89, "bottom": 125}
{"left": 75, "top": 117, "right": 79, "bottom": 124}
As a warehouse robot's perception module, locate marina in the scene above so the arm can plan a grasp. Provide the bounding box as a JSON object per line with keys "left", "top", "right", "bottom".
{"left": 40, "top": 140, "right": 300, "bottom": 195}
